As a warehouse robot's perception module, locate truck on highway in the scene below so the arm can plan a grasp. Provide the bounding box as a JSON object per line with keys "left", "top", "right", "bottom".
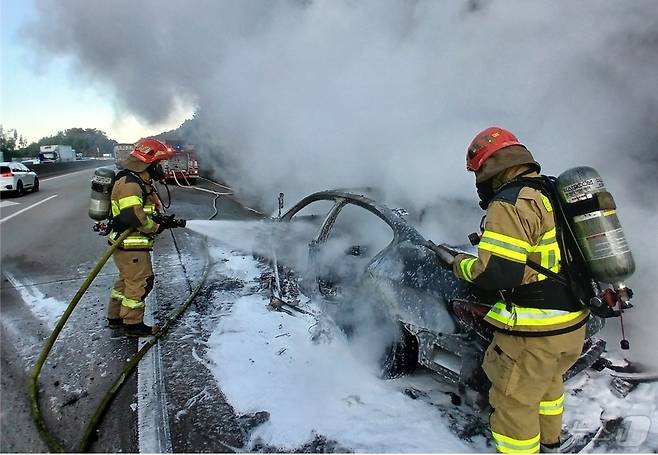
{"left": 162, "top": 139, "right": 199, "bottom": 184}
{"left": 113, "top": 140, "right": 199, "bottom": 184}
{"left": 39, "top": 145, "right": 75, "bottom": 163}
{"left": 113, "top": 143, "right": 134, "bottom": 166}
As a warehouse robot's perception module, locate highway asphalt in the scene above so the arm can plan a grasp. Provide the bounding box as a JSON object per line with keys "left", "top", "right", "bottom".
{"left": 0, "top": 167, "right": 261, "bottom": 452}
{"left": 1, "top": 167, "right": 144, "bottom": 452}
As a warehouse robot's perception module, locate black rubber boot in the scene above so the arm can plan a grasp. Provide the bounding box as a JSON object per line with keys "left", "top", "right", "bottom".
{"left": 540, "top": 442, "right": 560, "bottom": 453}
{"left": 106, "top": 318, "right": 125, "bottom": 329}
{"left": 124, "top": 322, "right": 157, "bottom": 337}
{"left": 540, "top": 433, "right": 575, "bottom": 453}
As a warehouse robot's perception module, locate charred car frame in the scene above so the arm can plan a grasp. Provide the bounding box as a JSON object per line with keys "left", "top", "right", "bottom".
{"left": 277, "top": 190, "right": 607, "bottom": 397}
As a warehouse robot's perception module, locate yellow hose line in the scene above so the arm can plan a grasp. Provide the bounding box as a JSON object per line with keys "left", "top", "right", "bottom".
{"left": 30, "top": 177, "right": 223, "bottom": 452}
{"left": 77, "top": 245, "right": 211, "bottom": 452}
{"left": 28, "top": 228, "right": 134, "bottom": 453}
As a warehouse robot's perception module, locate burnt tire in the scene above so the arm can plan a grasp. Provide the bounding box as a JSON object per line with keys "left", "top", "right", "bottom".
{"left": 380, "top": 326, "right": 418, "bottom": 379}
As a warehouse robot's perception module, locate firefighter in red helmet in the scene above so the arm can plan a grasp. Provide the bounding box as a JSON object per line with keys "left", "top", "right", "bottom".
{"left": 434, "top": 127, "right": 587, "bottom": 453}
{"left": 107, "top": 138, "right": 185, "bottom": 337}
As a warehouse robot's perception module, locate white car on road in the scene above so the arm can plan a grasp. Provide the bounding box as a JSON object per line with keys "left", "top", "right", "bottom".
{"left": 1, "top": 162, "right": 39, "bottom": 196}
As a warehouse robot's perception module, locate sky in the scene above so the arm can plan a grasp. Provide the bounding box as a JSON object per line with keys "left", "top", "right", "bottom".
{"left": 0, "top": 0, "right": 191, "bottom": 144}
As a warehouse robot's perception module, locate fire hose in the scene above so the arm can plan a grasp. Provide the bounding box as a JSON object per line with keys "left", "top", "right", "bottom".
{"left": 29, "top": 228, "right": 133, "bottom": 452}
{"left": 171, "top": 171, "right": 264, "bottom": 216}
{"left": 77, "top": 246, "right": 210, "bottom": 452}
{"left": 29, "top": 180, "right": 221, "bottom": 452}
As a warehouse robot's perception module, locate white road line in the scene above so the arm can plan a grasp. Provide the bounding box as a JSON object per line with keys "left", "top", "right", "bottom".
{"left": 0, "top": 194, "right": 58, "bottom": 224}
{"left": 41, "top": 168, "right": 95, "bottom": 182}
{"left": 0, "top": 200, "right": 20, "bottom": 208}
{"left": 138, "top": 291, "right": 173, "bottom": 453}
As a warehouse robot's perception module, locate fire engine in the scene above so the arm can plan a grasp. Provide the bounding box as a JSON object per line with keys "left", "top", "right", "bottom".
{"left": 162, "top": 140, "right": 199, "bottom": 185}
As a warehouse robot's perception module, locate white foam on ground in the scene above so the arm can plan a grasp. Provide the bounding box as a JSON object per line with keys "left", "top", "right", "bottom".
{"left": 204, "top": 249, "right": 472, "bottom": 452}
{"left": 204, "top": 247, "right": 658, "bottom": 452}
{"left": 4, "top": 272, "right": 68, "bottom": 326}
{"left": 563, "top": 370, "right": 658, "bottom": 452}
{"left": 208, "top": 246, "right": 262, "bottom": 282}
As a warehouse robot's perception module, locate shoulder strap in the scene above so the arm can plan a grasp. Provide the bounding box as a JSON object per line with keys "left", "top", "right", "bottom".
{"left": 115, "top": 169, "right": 148, "bottom": 200}
{"left": 502, "top": 176, "right": 598, "bottom": 305}
{"left": 497, "top": 175, "right": 552, "bottom": 195}
{"left": 491, "top": 184, "right": 524, "bottom": 205}
{"left": 486, "top": 173, "right": 551, "bottom": 207}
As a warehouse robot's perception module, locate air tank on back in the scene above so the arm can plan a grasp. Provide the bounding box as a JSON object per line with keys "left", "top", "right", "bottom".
{"left": 556, "top": 166, "right": 635, "bottom": 287}
{"left": 89, "top": 167, "right": 116, "bottom": 221}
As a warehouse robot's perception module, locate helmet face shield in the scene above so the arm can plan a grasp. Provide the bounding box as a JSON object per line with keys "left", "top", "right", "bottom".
{"left": 467, "top": 142, "right": 487, "bottom": 172}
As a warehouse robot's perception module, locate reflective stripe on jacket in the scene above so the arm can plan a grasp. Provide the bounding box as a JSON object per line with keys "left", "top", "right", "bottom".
{"left": 109, "top": 173, "right": 159, "bottom": 251}
{"left": 453, "top": 170, "right": 588, "bottom": 335}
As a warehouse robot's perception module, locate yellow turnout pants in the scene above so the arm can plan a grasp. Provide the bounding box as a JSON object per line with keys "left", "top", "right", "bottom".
{"left": 482, "top": 325, "right": 586, "bottom": 453}
{"left": 107, "top": 249, "right": 154, "bottom": 325}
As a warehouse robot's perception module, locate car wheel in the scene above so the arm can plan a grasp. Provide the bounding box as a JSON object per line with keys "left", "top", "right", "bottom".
{"left": 380, "top": 325, "right": 418, "bottom": 379}
{"left": 33, "top": 177, "right": 39, "bottom": 192}
{"left": 16, "top": 181, "right": 24, "bottom": 197}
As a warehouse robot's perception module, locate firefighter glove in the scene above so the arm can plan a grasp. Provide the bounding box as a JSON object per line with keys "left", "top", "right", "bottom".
{"left": 154, "top": 213, "right": 186, "bottom": 231}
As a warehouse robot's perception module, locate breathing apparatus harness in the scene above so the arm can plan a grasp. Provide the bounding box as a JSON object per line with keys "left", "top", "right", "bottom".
{"left": 473, "top": 172, "right": 634, "bottom": 348}
{"left": 91, "top": 166, "right": 183, "bottom": 236}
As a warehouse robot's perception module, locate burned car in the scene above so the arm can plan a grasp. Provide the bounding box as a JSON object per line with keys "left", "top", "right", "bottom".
{"left": 277, "top": 190, "right": 606, "bottom": 396}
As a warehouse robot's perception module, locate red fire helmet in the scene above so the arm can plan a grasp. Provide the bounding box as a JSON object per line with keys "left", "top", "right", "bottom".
{"left": 130, "top": 138, "right": 174, "bottom": 164}
{"left": 466, "top": 127, "right": 522, "bottom": 172}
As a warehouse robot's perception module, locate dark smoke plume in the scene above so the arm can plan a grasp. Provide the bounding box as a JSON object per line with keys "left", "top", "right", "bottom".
{"left": 24, "top": 0, "right": 658, "bottom": 364}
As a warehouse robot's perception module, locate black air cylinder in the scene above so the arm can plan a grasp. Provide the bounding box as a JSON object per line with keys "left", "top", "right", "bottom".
{"left": 556, "top": 166, "right": 635, "bottom": 286}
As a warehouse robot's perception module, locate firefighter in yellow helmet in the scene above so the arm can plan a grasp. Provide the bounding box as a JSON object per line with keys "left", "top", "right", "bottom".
{"left": 107, "top": 138, "right": 184, "bottom": 337}
{"left": 434, "top": 128, "right": 588, "bottom": 453}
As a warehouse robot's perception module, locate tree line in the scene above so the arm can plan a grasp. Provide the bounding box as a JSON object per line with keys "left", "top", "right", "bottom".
{"left": 1, "top": 126, "right": 117, "bottom": 161}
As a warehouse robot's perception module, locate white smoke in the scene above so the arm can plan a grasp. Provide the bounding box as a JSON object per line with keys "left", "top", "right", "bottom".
{"left": 24, "top": 0, "right": 658, "bottom": 365}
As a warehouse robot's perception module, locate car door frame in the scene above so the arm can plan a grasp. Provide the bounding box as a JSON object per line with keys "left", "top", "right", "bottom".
{"left": 9, "top": 163, "right": 24, "bottom": 188}
{"left": 281, "top": 191, "right": 417, "bottom": 298}
{"left": 17, "top": 163, "right": 35, "bottom": 188}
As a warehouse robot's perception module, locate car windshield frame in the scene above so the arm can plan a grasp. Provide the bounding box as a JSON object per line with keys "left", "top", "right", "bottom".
{"left": 281, "top": 191, "right": 431, "bottom": 295}
{"left": 281, "top": 190, "right": 426, "bottom": 244}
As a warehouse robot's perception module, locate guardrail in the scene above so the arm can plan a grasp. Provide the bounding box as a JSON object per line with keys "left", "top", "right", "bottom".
{"left": 25, "top": 160, "right": 108, "bottom": 178}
